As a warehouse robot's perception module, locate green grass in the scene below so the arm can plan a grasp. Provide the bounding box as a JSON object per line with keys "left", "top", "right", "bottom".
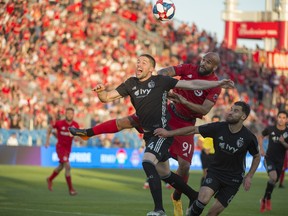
{"left": 0, "top": 165, "right": 287, "bottom": 216}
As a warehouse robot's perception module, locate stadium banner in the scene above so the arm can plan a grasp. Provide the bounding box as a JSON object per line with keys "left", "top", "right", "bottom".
{"left": 0, "top": 146, "right": 266, "bottom": 172}
{"left": 235, "top": 22, "right": 279, "bottom": 39}
{"left": 0, "top": 146, "right": 41, "bottom": 165}
{"left": 41, "top": 147, "right": 266, "bottom": 172}
{"left": 252, "top": 51, "right": 288, "bottom": 70}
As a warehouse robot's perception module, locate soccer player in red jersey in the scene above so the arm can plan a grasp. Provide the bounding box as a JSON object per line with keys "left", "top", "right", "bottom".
{"left": 70, "top": 52, "right": 222, "bottom": 214}
{"left": 45, "top": 107, "right": 80, "bottom": 196}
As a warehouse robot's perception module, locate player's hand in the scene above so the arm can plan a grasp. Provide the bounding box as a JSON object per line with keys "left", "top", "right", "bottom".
{"left": 92, "top": 84, "right": 105, "bottom": 93}
{"left": 218, "top": 79, "right": 234, "bottom": 89}
{"left": 260, "top": 148, "right": 266, "bottom": 157}
{"left": 154, "top": 128, "right": 170, "bottom": 137}
{"left": 168, "top": 92, "right": 187, "bottom": 104}
{"left": 243, "top": 175, "right": 252, "bottom": 191}
{"left": 45, "top": 142, "right": 50, "bottom": 148}
{"left": 279, "top": 136, "right": 286, "bottom": 145}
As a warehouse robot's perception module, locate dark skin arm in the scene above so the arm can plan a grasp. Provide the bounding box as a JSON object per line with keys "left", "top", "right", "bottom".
{"left": 158, "top": 66, "right": 217, "bottom": 115}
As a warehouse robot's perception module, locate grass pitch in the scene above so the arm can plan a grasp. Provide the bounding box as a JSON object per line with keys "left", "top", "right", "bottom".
{"left": 0, "top": 165, "right": 287, "bottom": 216}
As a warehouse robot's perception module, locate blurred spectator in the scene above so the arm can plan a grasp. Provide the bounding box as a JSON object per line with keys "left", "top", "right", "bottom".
{"left": 0, "top": 0, "right": 287, "bottom": 147}
{"left": 7, "top": 133, "right": 18, "bottom": 146}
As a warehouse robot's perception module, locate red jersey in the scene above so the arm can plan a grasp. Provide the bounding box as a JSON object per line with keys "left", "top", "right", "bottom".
{"left": 53, "top": 119, "right": 79, "bottom": 150}
{"left": 173, "top": 64, "right": 221, "bottom": 119}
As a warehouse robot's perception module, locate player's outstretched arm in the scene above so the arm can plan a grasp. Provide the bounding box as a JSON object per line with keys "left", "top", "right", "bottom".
{"left": 175, "top": 79, "right": 234, "bottom": 90}
{"left": 154, "top": 126, "right": 199, "bottom": 137}
{"left": 157, "top": 66, "right": 176, "bottom": 77}
{"left": 92, "top": 84, "right": 123, "bottom": 103}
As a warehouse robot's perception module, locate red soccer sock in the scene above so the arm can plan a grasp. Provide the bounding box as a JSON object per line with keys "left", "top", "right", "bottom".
{"left": 92, "top": 119, "right": 119, "bottom": 135}
{"left": 65, "top": 175, "right": 74, "bottom": 191}
{"left": 48, "top": 171, "right": 59, "bottom": 181}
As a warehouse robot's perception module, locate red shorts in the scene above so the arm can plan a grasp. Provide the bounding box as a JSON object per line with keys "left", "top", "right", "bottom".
{"left": 167, "top": 105, "right": 196, "bottom": 164}
{"left": 56, "top": 145, "right": 71, "bottom": 163}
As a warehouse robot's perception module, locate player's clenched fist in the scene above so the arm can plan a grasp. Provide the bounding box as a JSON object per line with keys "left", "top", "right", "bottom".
{"left": 92, "top": 84, "right": 105, "bottom": 93}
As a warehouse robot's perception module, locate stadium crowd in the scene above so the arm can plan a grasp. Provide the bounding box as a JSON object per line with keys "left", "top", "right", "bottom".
{"left": 0, "top": 0, "right": 288, "bottom": 148}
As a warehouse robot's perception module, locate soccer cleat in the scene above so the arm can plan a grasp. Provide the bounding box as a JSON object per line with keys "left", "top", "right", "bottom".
{"left": 69, "top": 189, "right": 78, "bottom": 196}
{"left": 68, "top": 127, "right": 89, "bottom": 140}
{"left": 46, "top": 178, "right": 53, "bottom": 191}
{"left": 266, "top": 199, "right": 272, "bottom": 211}
{"left": 146, "top": 210, "right": 167, "bottom": 216}
{"left": 171, "top": 193, "right": 183, "bottom": 216}
{"left": 143, "top": 182, "right": 150, "bottom": 189}
{"left": 260, "top": 198, "right": 266, "bottom": 213}
{"left": 279, "top": 184, "right": 285, "bottom": 188}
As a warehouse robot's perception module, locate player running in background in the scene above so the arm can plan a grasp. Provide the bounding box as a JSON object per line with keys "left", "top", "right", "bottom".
{"left": 70, "top": 52, "right": 222, "bottom": 216}
{"left": 259, "top": 111, "right": 288, "bottom": 213}
{"left": 45, "top": 107, "right": 80, "bottom": 196}
{"left": 197, "top": 115, "right": 221, "bottom": 186}
{"left": 73, "top": 54, "right": 233, "bottom": 216}
{"left": 154, "top": 101, "right": 261, "bottom": 216}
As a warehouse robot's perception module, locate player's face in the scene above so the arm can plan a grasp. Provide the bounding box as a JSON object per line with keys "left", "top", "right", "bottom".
{"left": 277, "top": 113, "right": 287, "bottom": 127}
{"left": 136, "top": 56, "right": 154, "bottom": 81}
{"left": 65, "top": 110, "right": 74, "bottom": 122}
{"left": 198, "top": 55, "right": 217, "bottom": 76}
{"left": 225, "top": 105, "right": 245, "bottom": 124}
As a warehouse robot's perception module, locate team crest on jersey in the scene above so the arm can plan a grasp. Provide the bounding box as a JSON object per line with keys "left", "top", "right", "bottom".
{"left": 205, "top": 178, "right": 212, "bottom": 184}
{"left": 61, "top": 126, "right": 66, "bottom": 130}
{"left": 148, "top": 80, "right": 155, "bottom": 88}
{"left": 283, "top": 132, "right": 288, "bottom": 139}
{"left": 194, "top": 90, "right": 203, "bottom": 96}
{"left": 219, "top": 142, "right": 225, "bottom": 149}
{"left": 236, "top": 137, "right": 244, "bottom": 148}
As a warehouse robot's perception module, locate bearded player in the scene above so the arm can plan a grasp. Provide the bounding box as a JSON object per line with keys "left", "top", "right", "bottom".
{"left": 70, "top": 52, "right": 222, "bottom": 215}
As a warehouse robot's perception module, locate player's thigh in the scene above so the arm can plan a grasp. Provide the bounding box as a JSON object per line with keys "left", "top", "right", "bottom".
{"left": 156, "top": 160, "right": 171, "bottom": 177}
{"left": 214, "top": 183, "right": 240, "bottom": 208}
{"left": 198, "top": 186, "right": 215, "bottom": 204}
{"left": 169, "top": 134, "right": 194, "bottom": 164}
{"left": 144, "top": 135, "right": 172, "bottom": 163}
{"left": 207, "top": 199, "right": 225, "bottom": 216}
{"left": 265, "top": 159, "right": 282, "bottom": 181}
{"left": 116, "top": 115, "right": 137, "bottom": 130}
{"left": 56, "top": 146, "right": 70, "bottom": 163}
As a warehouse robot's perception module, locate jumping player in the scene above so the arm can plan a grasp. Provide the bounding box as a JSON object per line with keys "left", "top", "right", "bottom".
{"left": 71, "top": 54, "right": 233, "bottom": 216}
{"left": 70, "top": 52, "right": 222, "bottom": 216}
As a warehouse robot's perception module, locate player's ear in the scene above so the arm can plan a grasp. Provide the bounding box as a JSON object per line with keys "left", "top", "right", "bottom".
{"left": 241, "top": 114, "right": 247, "bottom": 120}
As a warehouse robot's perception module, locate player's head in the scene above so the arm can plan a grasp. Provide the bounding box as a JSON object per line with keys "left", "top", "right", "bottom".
{"left": 198, "top": 52, "right": 220, "bottom": 76}
{"left": 226, "top": 101, "right": 250, "bottom": 124}
{"left": 211, "top": 115, "right": 221, "bottom": 122}
{"left": 65, "top": 107, "right": 74, "bottom": 122}
{"left": 276, "top": 110, "right": 288, "bottom": 127}
{"left": 136, "top": 54, "right": 156, "bottom": 81}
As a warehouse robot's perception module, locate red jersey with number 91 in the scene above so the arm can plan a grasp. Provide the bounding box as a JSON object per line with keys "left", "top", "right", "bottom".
{"left": 173, "top": 64, "right": 221, "bottom": 119}
{"left": 53, "top": 120, "right": 79, "bottom": 151}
